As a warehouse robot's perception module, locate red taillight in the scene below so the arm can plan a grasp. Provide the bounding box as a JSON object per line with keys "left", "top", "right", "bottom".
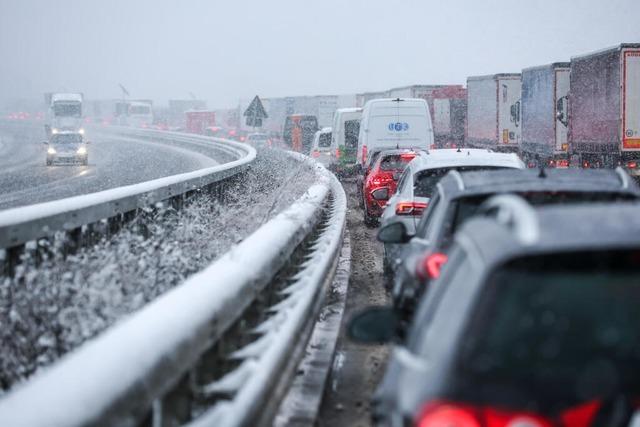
{"left": 371, "top": 172, "right": 394, "bottom": 186}
{"left": 240, "top": 136, "right": 246, "bottom": 142}
{"left": 400, "top": 153, "right": 417, "bottom": 161}
{"left": 627, "top": 161, "right": 638, "bottom": 169}
{"left": 582, "top": 160, "right": 590, "bottom": 168}
{"left": 416, "top": 252, "right": 448, "bottom": 281}
{"left": 312, "top": 150, "right": 320, "bottom": 158}
{"left": 395, "top": 201, "right": 427, "bottom": 216}
{"left": 362, "top": 145, "right": 367, "bottom": 162}
{"left": 336, "top": 147, "right": 341, "bottom": 158}
{"left": 416, "top": 402, "right": 553, "bottom": 427}
{"left": 557, "top": 159, "right": 569, "bottom": 168}
{"left": 548, "top": 159, "right": 556, "bottom": 167}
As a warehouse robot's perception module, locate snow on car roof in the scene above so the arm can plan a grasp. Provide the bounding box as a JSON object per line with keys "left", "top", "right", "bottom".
{"left": 51, "top": 93, "right": 83, "bottom": 103}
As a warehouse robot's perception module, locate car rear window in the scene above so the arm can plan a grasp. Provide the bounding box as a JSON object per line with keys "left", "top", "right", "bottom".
{"left": 380, "top": 154, "right": 416, "bottom": 171}
{"left": 460, "top": 249, "right": 640, "bottom": 403}
{"left": 413, "top": 166, "right": 505, "bottom": 198}
{"left": 318, "top": 133, "right": 331, "bottom": 148}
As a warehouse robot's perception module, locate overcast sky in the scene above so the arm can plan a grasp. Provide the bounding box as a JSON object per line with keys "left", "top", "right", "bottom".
{"left": 1, "top": 0, "right": 638, "bottom": 108}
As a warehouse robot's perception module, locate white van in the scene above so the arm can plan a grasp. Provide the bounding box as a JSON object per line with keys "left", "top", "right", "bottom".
{"left": 357, "top": 98, "right": 433, "bottom": 165}
{"left": 311, "top": 127, "right": 334, "bottom": 168}
{"left": 331, "top": 108, "right": 362, "bottom": 170}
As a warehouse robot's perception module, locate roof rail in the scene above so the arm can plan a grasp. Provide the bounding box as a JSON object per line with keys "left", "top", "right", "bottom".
{"left": 478, "top": 194, "right": 539, "bottom": 245}
{"left": 449, "top": 170, "right": 465, "bottom": 190}
{"left": 615, "top": 166, "right": 630, "bottom": 189}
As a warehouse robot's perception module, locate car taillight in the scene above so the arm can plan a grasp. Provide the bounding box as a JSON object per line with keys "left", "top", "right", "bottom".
{"left": 362, "top": 145, "right": 367, "bottom": 162}
{"left": 627, "top": 161, "right": 638, "bottom": 169}
{"left": 557, "top": 159, "right": 569, "bottom": 168}
{"left": 371, "top": 172, "right": 394, "bottom": 186}
{"left": 395, "top": 201, "right": 427, "bottom": 216}
{"left": 548, "top": 159, "right": 556, "bottom": 167}
{"left": 582, "top": 160, "right": 590, "bottom": 168}
{"left": 416, "top": 402, "right": 553, "bottom": 427}
{"left": 416, "top": 252, "right": 448, "bottom": 281}
{"left": 336, "top": 147, "right": 341, "bottom": 158}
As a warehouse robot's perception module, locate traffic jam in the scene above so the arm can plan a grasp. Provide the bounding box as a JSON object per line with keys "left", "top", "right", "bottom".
{"left": 301, "top": 43, "right": 640, "bottom": 426}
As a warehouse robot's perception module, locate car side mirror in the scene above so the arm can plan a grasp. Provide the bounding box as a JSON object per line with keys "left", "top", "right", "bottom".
{"left": 377, "top": 221, "right": 411, "bottom": 244}
{"left": 42, "top": 141, "right": 48, "bottom": 145}
{"left": 371, "top": 187, "right": 389, "bottom": 201}
{"left": 348, "top": 306, "right": 397, "bottom": 344}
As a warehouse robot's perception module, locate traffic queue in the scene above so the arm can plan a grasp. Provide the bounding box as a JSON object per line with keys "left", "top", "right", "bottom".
{"left": 321, "top": 43, "right": 640, "bottom": 427}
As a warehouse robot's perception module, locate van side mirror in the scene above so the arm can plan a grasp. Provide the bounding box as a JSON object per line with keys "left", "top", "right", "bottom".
{"left": 348, "top": 306, "right": 397, "bottom": 344}
{"left": 377, "top": 221, "right": 411, "bottom": 244}
{"left": 42, "top": 141, "right": 48, "bottom": 145}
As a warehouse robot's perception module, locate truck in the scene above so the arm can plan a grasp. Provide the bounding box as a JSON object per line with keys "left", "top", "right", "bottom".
{"left": 520, "top": 63, "right": 571, "bottom": 167}
{"left": 568, "top": 43, "right": 640, "bottom": 174}
{"left": 185, "top": 110, "right": 216, "bottom": 134}
{"left": 45, "top": 92, "right": 83, "bottom": 136}
{"left": 283, "top": 114, "right": 319, "bottom": 154}
{"left": 466, "top": 74, "right": 522, "bottom": 152}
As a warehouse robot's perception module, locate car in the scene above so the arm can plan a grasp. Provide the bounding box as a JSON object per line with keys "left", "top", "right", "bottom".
{"left": 360, "top": 149, "right": 420, "bottom": 226}
{"left": 246, "top": 132, "right": 272, "bottom": 147}
{"left": 44, "top": 131, "right": 90, "bottom": 166}
{"left": 379, "top": 167, "right": 640, "bottom": 329}
{"left": 351, "top": 197, "right": 640, "bottom": 427}
{"left": 310, "top": 127, "right": 334, "bottom": 168}
{"left": 378, "top": 149, "right": 524, "bottom": 283}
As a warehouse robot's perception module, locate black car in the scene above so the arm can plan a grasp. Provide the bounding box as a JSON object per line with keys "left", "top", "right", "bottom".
{"left": 352, "top": 197, "right": 640, "bottom": 427}
{"left": 378, "top": 167, "right": 640, "bottom": 330}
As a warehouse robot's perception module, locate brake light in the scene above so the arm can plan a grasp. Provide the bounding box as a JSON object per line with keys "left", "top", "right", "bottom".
{"left": 416, "top": 252, "right": 448, "bottom": 281}
{"left": 371, "top": 172, "right": 394, "bottom": 186}
{"left": 416, "top": 402, "right": 553, "bottom": 427}
{"left": 395, "top": 201, "right": 427, "bottom": 216}
{"left": 400, "top": 153, "right": 417, "bottom": 160}
{"left": 336, "top": 147, "right": 341, "bottom": 158}
{"left": 627, "top": 161, "right": 637, "bottom": 169}
{"left": 582, "top": 160, "right": 590, "bottom": 168}
{"left": 548, "top": 159, "right": 556, "bottom": 167}
{"left": 312, "top": 150, "right": 320, "bottom": 158}
{"left": 362, "top": 145, "right": 367, "bottom": 162}
{"left": 557, "top": 159, "right": 569, "bottom": 168}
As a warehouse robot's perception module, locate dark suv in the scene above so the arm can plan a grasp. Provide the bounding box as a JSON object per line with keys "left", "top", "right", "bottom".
{"left": 352, "top": 197, "right": 640, "bottom": 427}
{"left": 378, "top": 167, "right": 640, "bottom": 329}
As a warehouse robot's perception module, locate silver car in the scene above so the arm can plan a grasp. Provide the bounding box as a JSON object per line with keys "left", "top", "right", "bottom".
{"left": 44, "top": 131, "right": 89, "bottom": 166}
{"left": 379, "top": 148, "right": 525, "bottom": 279}
{"left": 311, "top": 127, "right": 334, "bottom": 169}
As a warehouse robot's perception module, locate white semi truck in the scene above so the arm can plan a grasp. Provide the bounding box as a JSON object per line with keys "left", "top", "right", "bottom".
{"left": 45, "top": 92, "right": 83, "bottom": 137}
{"left": 466, "top": 74, "right": 522, "bottom": 152}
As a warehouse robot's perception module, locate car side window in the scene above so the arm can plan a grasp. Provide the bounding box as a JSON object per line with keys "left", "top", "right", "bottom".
{"left": 396, "top": 169, "right": 410, "bottom": 194}
{"left": 415, "top": 191, "right": 440, "bottom": 238}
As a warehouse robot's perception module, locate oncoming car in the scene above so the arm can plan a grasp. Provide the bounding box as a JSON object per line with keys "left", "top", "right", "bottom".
{"left": 44, "top": 131, "right": 90, "bottom": 166}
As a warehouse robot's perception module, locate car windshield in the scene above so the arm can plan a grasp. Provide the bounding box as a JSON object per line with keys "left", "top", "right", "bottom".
{"left": 460, "top": 250, "right": 640, "bottom": 407}
{"left": 52, "top": 134, "right": 82, "bottom": 144}
{"left": 413, "top": 166, "right": 506, "bottom": 197}
{"left": 53, "top": 103, "right": 81, "bottom": 117}
{"left": 380, "top": 154, "right": 416, "bottom": 171}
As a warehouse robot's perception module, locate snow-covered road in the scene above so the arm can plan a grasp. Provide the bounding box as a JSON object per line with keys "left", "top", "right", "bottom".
{"left": 0, "top": 122, "right": 222, "bottom": 210}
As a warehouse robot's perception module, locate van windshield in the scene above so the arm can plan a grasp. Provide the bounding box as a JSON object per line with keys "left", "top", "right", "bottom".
{"left": 53, "top": 103, "right": 81, "bottom": 117}
{"left": 460, "top": 250, "right": 640, "bottom": 407}
{"left": 52, "top": 134, "right": 83, "bottom": 144}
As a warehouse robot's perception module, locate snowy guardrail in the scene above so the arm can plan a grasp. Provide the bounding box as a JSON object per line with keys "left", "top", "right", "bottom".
{"left": 0, "top": 127, "right": 256, "bottom": 258}
{"left": 0, "top": 162, "right": 347, "bottom": 427}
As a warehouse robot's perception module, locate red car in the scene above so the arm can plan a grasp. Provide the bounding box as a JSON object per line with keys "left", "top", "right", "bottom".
{"left": 361, "top": 149, "right": 419, "bottom": 226}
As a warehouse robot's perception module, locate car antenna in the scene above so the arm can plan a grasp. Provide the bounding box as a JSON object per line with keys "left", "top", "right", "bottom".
{"left": 538, "top": 166, "right": 547, "bottom": 178}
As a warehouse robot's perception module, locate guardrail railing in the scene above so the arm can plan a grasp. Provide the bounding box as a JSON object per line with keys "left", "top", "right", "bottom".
{"left": 0, "top": 160, "right": 348, "bottom": 427}
{"left": 0, "top": 128, "right": 256, "bottom": 272}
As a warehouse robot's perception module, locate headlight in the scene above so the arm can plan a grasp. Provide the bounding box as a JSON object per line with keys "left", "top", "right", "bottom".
{"left": 77, "top": 146, "right": 87, "bottom": 155}
{"left": 51, "top": 128, "right": 59, "bottom": 135}
{"left": 78, "top": 128, "right": 85, "bottom": 135}
{"left": 47, "top": 147, "right": 56, "bottom": 155}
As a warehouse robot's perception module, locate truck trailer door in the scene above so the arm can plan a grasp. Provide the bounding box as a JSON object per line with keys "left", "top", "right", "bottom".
{"left": 623, "top": 49, "right": 640, "bottom": 150}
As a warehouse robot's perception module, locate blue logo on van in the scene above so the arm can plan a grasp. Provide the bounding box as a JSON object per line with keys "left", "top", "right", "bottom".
{"left": 388, "top": 122, "right": 409, "bottom": 131}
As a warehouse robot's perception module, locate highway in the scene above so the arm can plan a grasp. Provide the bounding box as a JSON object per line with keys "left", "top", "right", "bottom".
{"left": 0, "top": 122, "right": 221, "bottom": 210}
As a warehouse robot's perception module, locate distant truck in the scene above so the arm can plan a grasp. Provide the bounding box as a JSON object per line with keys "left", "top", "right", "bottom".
{"left": 185, "top": 110, "right": 216, "bottom": 134}
{"left": 520, "top": 63, "right": 571, "bottom": 167}
{"left": 430, "top": 86, "right": 467, "bottom": 148}
{"left": 45, "top": 92, "right": 83, "bottom": 136}
{"left": 466, "top": 74, "right": 522, "bottom": 152}
{"left": 568, "top": 43, "right": 640, "bottom": 174}
{"left": 127, "top": 100, "right": 154, "bottom": 128}
{"left": 283, "top": 114, "right": 319, "bottom": 154}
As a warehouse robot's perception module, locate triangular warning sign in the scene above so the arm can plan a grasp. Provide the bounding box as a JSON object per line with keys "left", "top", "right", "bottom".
{"left": 243, "top": 96, "right": 268, "bottom": 119}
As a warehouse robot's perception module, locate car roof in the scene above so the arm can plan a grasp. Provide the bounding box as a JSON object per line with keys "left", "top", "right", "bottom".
{"left": 408, "top": 149, "right": 525, "bottom": 171}
{"left": 457, "top": 200, "right": 640, "bottom": 268}
{"left": 437, "top": 168, "right": 639, "bottom": 198}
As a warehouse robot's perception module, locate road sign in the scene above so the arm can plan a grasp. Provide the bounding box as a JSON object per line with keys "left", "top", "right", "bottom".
{"left": 244, "top": 96, "right": 268, "bottom": 127}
